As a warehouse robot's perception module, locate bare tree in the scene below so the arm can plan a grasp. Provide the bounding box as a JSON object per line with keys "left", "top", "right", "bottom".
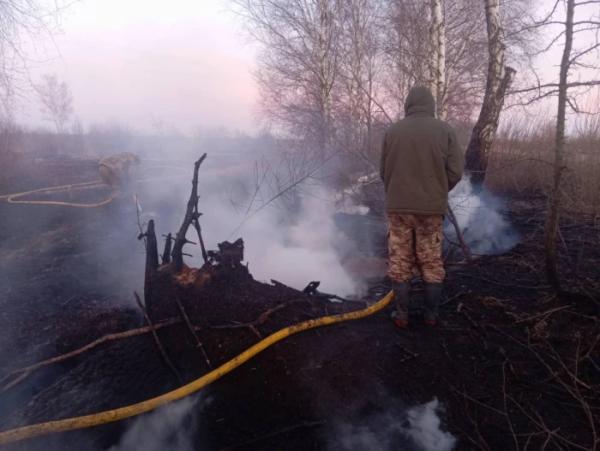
{"left": 233, "top": 0, "right": 535, "bottom": 195}
{"left": 429, "top": 0, "right": 446, "bottom": 119}
{"left": 335, "top": 0, "right": 386, "bottom": 170}
{"left": 0, "top": 1, "right": 67, "bottom": 119}
{"left": 36, "top": 74, "right": 73, "bottom": 133}
{"left": 464, "top": 0, "right": 516, "bottom": 185}
{"left": 233, "top": 0, "right": 343, "bottom": 161}
{"left": 383, "top": 0, "right": 491, "bottom": 123}
{"left": 509, "top": 0, "right": 600, "bottom": 290}
{"left": 545, "top": 0, "right": 575, "bottom": 291}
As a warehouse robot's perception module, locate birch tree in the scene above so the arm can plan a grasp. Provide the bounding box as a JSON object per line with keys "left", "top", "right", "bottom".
{"left": 233, "top": 0, "right": 343, "bottom": 161}
{"left": 429, "top": 0, "right": 446, "bottom": 119}
{"left": 464, "top": 0, "right": 516, "bottom": 185}
{"left": 384, "top": 0, "right": 491, "bottom": 122}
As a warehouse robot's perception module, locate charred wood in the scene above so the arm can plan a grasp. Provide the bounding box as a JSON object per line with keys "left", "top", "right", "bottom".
{"left": 192, "top": 216, "right": 209, "bottom": 265}
{"left": 162, "top": 233, "right": 172, "bottom": 264}
{"left": 172, "top": 154, "right": 207, "bottom": 271}
{"left": 303, "top": 281, "right": 320, "bottom": 295}
{"left": 139, "top": 219, "right": 159, "bottom": 315}
{"left": 208, "top": 238, "right": 244, "bottom": 268}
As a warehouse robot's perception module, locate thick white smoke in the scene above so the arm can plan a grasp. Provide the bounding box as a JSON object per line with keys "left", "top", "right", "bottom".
{"left": 405, "top": 398, "right": 456, "bottom": 451}
{"left": 332, "top": 398, "right": 456, "bottom": 451}
{"left": 110, "top": 396, "right": 206, "bottom": 451}
{"left": 447, "top": 178, "right": 519, "bottom": 255}
{"left": 137, "top": 159, "right": 362, "bottom": 297}
{"left": 201, "top": 186, "right": 360, "bottom": 296}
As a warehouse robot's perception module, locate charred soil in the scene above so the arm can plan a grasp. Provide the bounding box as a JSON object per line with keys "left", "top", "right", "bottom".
{"left": 0, "top": 161, "right": 598, "bottom": 450}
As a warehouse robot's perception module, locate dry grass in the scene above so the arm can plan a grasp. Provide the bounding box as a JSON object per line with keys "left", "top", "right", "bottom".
{"left": 486, "top": 116, "right": 600, "bottom": 215}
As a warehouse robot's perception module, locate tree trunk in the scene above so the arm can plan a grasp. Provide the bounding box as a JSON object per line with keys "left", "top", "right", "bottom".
{"left": 162, "top": 233, "right": 172, "bottom": 264}
{"left": 545, "top": 0, "right": 574, "bottom": 291}
{"left": 429, "top": 0, "right": 446, "bottom": 119}
{"left": 143, "top": 219, "right": 159, "bottom": 316}
{"left": 464, "top": 0, "right": 515, "bottom": 185}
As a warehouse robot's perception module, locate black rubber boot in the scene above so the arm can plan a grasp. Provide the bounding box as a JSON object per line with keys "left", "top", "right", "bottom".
{"left": 391, "top": 281, "right": 410, "bottom": 327}
{"left": 424, "top": 283, "right": 443, "bottom": 325}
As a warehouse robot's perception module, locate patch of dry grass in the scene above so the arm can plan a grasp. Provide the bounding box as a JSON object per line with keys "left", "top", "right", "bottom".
{"left": 486, "top": 117, "right": 600, "bottom": 215}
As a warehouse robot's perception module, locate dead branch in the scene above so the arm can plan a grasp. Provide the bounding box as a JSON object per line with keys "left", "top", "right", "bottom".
{"left": 208, "top": 301, "right": 300, "bottom": 339}
{"left": 514, "top": 305, "right": 572, "bottom": 324}
{"left": 0, "top": 318, "right": 182, "bottom": 392}
{"left": 455, "top": 272, "right": 549, "bottom": 290}
{"left": 173, "top": 296, "right": 212, "bottom": 369}
{"left": 192, "top": 216, "right": 209, "bottom": 265}
{"left": 441, "top": 291, "right": 467, "bottom": 306}
{"left": 134, "top": 291, "right": 182, "bottom": 383}
{"left": 448, "top": 382, "right": 507, "bottom": 417}
{"left": 394, "top": 344, "right": 419, "bottom": 362}
{"left": 447, "top": 206, "right": 472, "bottom": 261}
{"left": 491, "top": 325, "right": 598, "bottom": 449}
{"left": 502, "top": 360, "right": 520, "bottom": 451}
{"left": 172, "top": 154, "right": 207, "bottom": 271}
{"left": 223, "top": 420, "right": 325, "bottom": 450}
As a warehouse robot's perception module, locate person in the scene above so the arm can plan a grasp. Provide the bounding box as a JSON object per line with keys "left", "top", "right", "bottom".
{"left": 380, "top": 86, "right": 464, "bottom": 327}
{"left": 98, "top": 152, "right": 141, "bottom": 196}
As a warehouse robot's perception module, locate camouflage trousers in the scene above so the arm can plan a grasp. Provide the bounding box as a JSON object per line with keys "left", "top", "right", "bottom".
{"left": 387, "top": 213, "right": 445, "bottom": 284}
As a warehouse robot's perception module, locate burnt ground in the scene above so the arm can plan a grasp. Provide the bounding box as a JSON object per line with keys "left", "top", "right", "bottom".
{"left": 0, "top": 161, "right": 598, "bottom": 451}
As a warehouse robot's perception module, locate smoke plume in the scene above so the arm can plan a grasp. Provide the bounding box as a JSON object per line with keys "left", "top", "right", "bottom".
{"left": 138, "top": 156, "right": 362, "bottom": 297}
{"left": 331, "top": 398, "right": 455, "bottom": 451}
{"left": 110, "top": 395, "right": 207, "bottom": 451}
{"left": 447, "top": 178, "right": 519, "bottom": 255}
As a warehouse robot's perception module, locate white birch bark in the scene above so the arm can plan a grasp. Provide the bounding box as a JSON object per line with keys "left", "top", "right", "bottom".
{"left": 464, "top": 0, "right": 515, "bottom": 184}
{"left": 429, "top": 0, "right": 446, "bottom": 119}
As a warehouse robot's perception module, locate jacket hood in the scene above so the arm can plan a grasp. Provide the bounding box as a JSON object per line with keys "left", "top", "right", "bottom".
{"left": 404, "top": 86, "right": 435, "bottom": 117}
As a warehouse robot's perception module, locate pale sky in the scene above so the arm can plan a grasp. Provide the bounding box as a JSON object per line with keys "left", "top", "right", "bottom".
{"left": 16, "top": 1, "right": 599, "bottom": 134}
{"left": 19, "top": 0, "right": 259, "bottom": 134}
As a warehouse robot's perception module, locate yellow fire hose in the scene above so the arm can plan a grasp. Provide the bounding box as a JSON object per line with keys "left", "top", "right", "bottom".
{"left": 0, "top": 175, "right": 192, "bottom": 208}
{"left": 0, "top": 291, "right": 393, "bottom": 445}
{"left": 0, "top": 180, "right": 116, "bottom": 208}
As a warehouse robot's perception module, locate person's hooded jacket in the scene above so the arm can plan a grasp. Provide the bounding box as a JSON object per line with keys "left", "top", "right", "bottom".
{"left": 380, "top": 86, "right": 464, "bottom": 215}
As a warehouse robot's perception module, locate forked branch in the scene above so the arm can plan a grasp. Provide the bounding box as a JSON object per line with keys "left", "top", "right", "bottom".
{"left": 172, "top": 154, "right": 208, "bottom": 271}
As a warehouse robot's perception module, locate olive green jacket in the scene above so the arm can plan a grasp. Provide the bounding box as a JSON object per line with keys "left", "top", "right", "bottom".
{"left": 380, "top": 86, "right": 464, "bottom": 215}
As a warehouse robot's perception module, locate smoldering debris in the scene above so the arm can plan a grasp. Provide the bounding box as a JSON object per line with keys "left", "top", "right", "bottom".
{"left": 110, "top": 396, "right": 209, "bottom": 451}
{"left": 331, "top": 398, "right": 455, "bottom": 451}
{"left": 447, "top": 178, "right": 519, "bottom": 255}
{"left": 137, "top": 158, "right": 364, "bottom": 297}
{"left": 404, "top": 399, "right": 456, "bottom": 451}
